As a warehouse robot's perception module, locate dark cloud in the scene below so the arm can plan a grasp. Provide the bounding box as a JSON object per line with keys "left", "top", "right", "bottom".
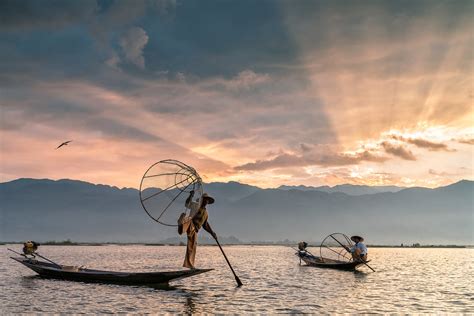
{"left": 0, "top": 0, "right": 174, "bottom": 31}
{"left": 136, "top": 73, "right": 338, "bottom": 146}
{"left": 284, "top": 0, "right": 473, "bottom": 48}
{"left": 300, "top": 143, "right": 312, "bottom": 153}
{"left": 0, "top": 0, "right": 97, "bottom": 31}
{"left": 458, "top": 138, "right": 474, "bottom": 145}
{"left": 0, "top": 85, "right": 162, "bottom": 143}
{"left": 85, "top": 117, "right": 161, "bottom": 142}
{"left": 234, "top": 150, "right": 387, "bottom": 171}
{"left": 0, "top": 0, "right": 176, "bottom": 81}
{"left": 391, "top": 135, "right": 451, "bottom": 151}
{"left": 139, "top": 0, "right": 300, "bottom": 78}
{"left": 382, "top": 142, "right": 416, "bottom": 160}
{"left": 1, "top": 0, "right": 471, "bottom": 83}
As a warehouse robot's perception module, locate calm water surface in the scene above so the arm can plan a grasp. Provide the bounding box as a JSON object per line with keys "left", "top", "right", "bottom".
{"left": 1, "top": 245, "right": 473, "bottom": 313}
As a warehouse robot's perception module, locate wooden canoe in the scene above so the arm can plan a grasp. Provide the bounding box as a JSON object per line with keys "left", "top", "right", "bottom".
{"left": 11, "top": 257, "right": 212, "bottom": 286}
{"left": 296, "top": 251, "right": 368, "bottom": 271}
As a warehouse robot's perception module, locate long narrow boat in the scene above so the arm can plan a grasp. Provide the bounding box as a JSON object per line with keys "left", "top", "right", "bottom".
{"left": 11, "top": 257, "right": 212, "bottom": 286}
{"left": 296, "top": 251, "right": 368, "bottom": 271}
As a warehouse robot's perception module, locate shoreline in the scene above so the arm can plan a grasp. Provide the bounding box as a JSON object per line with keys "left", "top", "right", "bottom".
{"left": 1, "top": 242, "right": 472, "bottom": 248}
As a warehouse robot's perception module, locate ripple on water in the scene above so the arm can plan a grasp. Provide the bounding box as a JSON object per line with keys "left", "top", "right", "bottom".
{"left": 0, "top": 246, "right": 473, "bottom": 313}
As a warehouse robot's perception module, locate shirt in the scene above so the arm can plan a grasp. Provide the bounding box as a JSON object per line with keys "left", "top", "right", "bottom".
{"left": 350, "top": 242, "right": 368, "bottom": 255}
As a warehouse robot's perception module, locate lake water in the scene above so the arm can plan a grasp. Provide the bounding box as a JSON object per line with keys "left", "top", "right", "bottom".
{"left": 1, "top": 245, "right": 473, "bottom": 313}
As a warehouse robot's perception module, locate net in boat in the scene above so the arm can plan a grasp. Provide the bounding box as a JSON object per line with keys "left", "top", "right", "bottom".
{"left": 319, "top": 233, "right": 354, "bottom": 263}
{"left": 139, "top": 159, "right": 203, "bottom": 226}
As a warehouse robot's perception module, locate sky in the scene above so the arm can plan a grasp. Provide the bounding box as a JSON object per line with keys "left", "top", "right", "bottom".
{"left": 0, "top": 0, "right": 473, "bottom": 189}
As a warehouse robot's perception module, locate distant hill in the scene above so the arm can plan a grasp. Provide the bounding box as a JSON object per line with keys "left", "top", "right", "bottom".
{"left": 205, "top": 181, "right": 259, "bottom": 201}
{"left": 1, "top": 178, "right": 472, "bottom": 245}
{"left": 278, "top": 184, "right": 404, "bottom": 195}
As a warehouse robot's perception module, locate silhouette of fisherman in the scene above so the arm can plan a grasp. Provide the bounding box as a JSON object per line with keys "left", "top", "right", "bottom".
{"left": 348, "top": 235, "right": 368, "bottom": 261}
{"left": 177, "top": 190, "right": 217, "bottom": 269}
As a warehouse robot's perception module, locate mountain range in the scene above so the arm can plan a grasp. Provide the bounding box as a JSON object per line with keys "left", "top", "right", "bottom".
{"left": 1, "top": 178, "right": 472, "bottom": 245}
{"left": 278, "top": 184, "right": 404, "bottom": 195}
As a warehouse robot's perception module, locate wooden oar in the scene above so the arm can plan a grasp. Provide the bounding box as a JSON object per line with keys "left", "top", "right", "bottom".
{"left": 212, "top": 235, "right": 243, "bottom": 287}
{"left": 35, "top": 252, "right": 62, "bottom": 269}
{"left": 7, "top": 248, "right": 28, "bottom": 257}
{"left": 7, "top": 248, "right": 62, "bottom": 269}
{"left": 329, "top": 235, "right": 375, "bottom": 272}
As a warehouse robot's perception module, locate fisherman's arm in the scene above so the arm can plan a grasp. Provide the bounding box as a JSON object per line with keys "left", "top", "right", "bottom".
{"left": 185, "top": 190, "right": 195, "bottom": 208}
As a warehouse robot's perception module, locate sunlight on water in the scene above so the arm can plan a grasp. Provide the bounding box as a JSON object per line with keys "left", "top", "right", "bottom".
{"left": 1, "top": 245, "right": 472, "bottom": 313}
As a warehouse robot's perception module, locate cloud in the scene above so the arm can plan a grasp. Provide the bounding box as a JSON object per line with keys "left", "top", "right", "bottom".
{"left": 429, "top": 169, "right": 452, "bottom": 177}
{"left": 0, "top": 0, "right": 472, "bottom": 188}
{"left": 381, "top": 142, "right": 416, "bottom": 161}
{"left": 105, "top": 52, "right": 121, "bottom": 70}
{"left": 391, "top": 135, "right": 451, "bottom": 151}
{"left": 0, "top": 80, "right": 185, "bottom": 145}
{"left": 300, "top": 143, "right": 312, "bottom": 153}
{"left": 458, "top": 138, "right": 474, "bottom": 145}
{"left": 234, "top": 150, "right": 387, "bottom": 171}
{"left": 119, "top": 27, "right": 149, "bottom": 68}
{"left": 224, "top": 70, "right": 270, "bottom": 90}
{"left": 0, "top": 0, "right": 98, "bottom": 31}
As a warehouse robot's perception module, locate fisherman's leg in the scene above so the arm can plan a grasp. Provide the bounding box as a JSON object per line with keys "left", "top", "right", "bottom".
{"left": 352, "top": 249, "right": 362, "bottom": 261}
{"left": 183, "top": 225, "right": 197, "bottom": 268}
{"left": 178, "top": 214, "right": 192, "bottom": 235}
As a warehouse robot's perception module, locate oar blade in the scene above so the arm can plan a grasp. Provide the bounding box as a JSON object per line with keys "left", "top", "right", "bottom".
{"left": 235, "top": 275, "right": 243, "bottom": 287}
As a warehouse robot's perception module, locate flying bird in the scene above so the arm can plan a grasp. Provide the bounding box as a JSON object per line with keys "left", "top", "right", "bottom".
{"left": 56, "top": 140, "right": 72, "bottom": 149}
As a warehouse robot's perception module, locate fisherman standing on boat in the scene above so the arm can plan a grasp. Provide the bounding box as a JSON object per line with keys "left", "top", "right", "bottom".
{"left": 178, "top": 190, "right": 217, "bottom": 269}
{"left": 348, "top": 236, "right": 368, "bottom": 261}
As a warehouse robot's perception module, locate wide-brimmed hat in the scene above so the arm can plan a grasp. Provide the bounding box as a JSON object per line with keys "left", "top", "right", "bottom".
{"left": 351, "top": 235, "right": 364, "bottom": 242}
{"left": 202, "top": 193, "right": 215, "bottom": 204}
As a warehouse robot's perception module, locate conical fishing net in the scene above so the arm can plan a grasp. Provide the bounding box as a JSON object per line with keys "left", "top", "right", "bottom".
{"left": 320, "top": 233, "right": 354, "bottom": 263}
{"left": 139, "top": 159, "right": 203, "bottom": 226}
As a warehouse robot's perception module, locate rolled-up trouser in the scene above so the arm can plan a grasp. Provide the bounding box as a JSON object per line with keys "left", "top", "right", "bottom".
{"left": 181, "top": 217, "right": 197, "bottom": 268}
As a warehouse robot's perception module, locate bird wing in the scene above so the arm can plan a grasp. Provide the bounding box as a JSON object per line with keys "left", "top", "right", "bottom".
{"left": 56, "top": 140, "right": 72, "bottom": 149}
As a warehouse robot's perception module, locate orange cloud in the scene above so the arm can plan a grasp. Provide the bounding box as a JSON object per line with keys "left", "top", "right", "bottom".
{"left": 381, "top": 142, "right": 416, "bottom": 161}
{"left": 235, "top": 150, "right": 387, "bottom": 171}
{"left": 390, "top": 135, "right": 452, "bottom": 151}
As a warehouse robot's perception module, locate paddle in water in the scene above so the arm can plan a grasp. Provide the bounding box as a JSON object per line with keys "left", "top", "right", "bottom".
{"left": 213, "top": 235, "right": 243, "bottom": 287}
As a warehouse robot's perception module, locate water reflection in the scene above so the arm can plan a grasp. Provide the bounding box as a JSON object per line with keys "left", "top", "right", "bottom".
{"left": 20, "top": 275, "right": 41, "bottom": 289}
{"left": 183, "top": 292, "right": 198, "bottom": 314}
{"left": 353, "top": 270, "right": 368, "bottom": 279}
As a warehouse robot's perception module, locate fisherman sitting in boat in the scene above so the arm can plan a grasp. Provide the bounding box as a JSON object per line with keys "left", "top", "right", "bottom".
{"left": 23, "top": 241, "right": 40, "bottom": 256}
{"left": 348, "top": 235, "right": 368, "bottom": 261}
{"left": 178, "top": 190, "right": 217, "bottom": 269}
{"left": 298, "top": 241, "right": 308, "bottom": 251}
